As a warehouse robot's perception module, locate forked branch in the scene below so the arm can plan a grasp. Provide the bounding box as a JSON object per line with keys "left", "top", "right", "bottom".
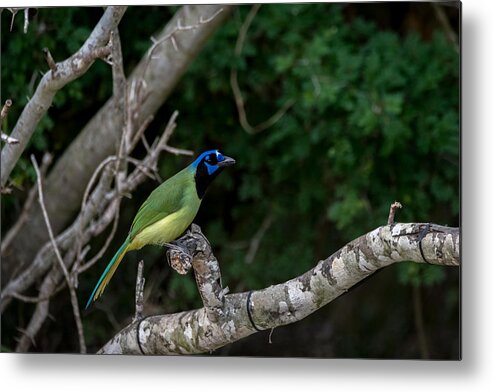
{"left": 1, "top": 6, "right": 127, "bottom": 187}
{"left": 99, "top": 220, "right": 459, "bottom": 355}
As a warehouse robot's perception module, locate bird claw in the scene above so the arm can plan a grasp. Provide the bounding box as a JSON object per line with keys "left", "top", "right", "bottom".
{"left": 165, "top": 243, "right": 192, "bottom": 275}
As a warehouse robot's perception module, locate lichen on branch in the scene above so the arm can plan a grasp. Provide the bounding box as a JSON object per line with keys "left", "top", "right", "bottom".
{"left": 98, "top": 221, "right": 459, "bottom": 355}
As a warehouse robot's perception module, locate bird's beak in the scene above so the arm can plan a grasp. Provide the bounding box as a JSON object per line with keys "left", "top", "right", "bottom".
{"left": 217, "top": 155, "right": 236, "bottom": 167}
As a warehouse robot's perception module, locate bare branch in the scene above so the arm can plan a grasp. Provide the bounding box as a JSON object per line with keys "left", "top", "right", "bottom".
{"left": 42, "top": 48, "right": 58, "bottom": 73}
{"left": 432, "top": 3, "right": 459, "bottom": 53}
{"left": 8, "top": 8, "right": 31, "bottom": 34}
{"left": 1, "top": 6, "right": 127, "bottom": 187}
{"left": 2, "top": 5, "right": 233, "bottom": 277}
{"left": 30, "top": 155, "right": 86, "bottom": 354}
{"left": 23, "top": 8, "right": 30, "bottom": 34}
{"left": 245, "top": 212, "right": 274, "bottom": 264}
{"left": 1, "top": 99, "right": 13, "bottom": 121}
{"left": 2, "top": 109, "right": 190, "bottom": 351}
{"left": 162, "top": 145, "right": 194, "bottom": 156}
{"left": 8, "top": 8, "right": 20, "bottom": 31}
{"left": 77, "top": 200, "right": 120, "bottom": 274}
{"left": 146, "top": 7, "right": 225, "bottom": 62}
{"left": 387, "top": 201, "right": 402, "bottom": 225}
{"left": 133, "top": 260, "right": 145, "bottom": 323}
{"left": 99, "top": 222, "right": 459, "bottom": 354}
{"left": 0, "top": 99, "right": 16, "bottom": 144}
{"left": 1, "top": 153, "right": 52, "bottom": 256}
{"left": 230, "top": 5, "right": 295, "bottom": 134}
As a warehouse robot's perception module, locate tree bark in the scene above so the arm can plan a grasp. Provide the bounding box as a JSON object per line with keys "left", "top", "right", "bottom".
{"left": 0, "top": 6, "right": 127, "bottom": 187}
{"left": 98, "top": 222, "right": 459, "bottom": 355}
{"left": 1, "top": 5, "right": 233, "bottom": 279}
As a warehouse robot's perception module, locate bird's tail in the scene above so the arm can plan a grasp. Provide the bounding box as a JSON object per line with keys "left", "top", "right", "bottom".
{"left": 85, "top": 238, "right": 130, "bottom": 309}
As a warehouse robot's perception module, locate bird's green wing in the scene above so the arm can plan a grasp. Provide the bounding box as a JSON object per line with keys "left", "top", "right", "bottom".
{"left": 128, "top": 168, "right": 193, "bottom": 240}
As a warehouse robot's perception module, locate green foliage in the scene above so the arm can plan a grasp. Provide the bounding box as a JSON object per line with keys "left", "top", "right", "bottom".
{"left": 397, "top": 262, "right": 446, "bottom": 287}
{"left": 166, "top": 4, "right": 459, "bottom": 294}
{"left": 1, "top": 7, "right": 172, "bottom": 187}
{"left": 1, "top": 5, "right": 459, "bottom": 355}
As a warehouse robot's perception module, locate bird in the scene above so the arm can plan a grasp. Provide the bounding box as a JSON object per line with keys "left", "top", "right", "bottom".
{"left": 85, "top": 149, "right": 235, "bottom": 309}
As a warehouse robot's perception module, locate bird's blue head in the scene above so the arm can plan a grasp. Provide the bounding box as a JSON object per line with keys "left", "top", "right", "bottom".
{"left": 191, "top": 149, "right": 235, "bottom": 199}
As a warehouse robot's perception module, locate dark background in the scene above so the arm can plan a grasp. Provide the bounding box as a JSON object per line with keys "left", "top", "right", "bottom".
{"left": 1, "top": 2, "right": 460, "bottom": 357}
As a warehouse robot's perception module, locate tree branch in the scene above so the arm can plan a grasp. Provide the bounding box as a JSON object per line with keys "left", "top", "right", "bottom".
{"left": 2, "top": 5, "right": 233, "bottom": 279}
{"left": 1, "top": 153, "right": 52, "bottom": 256}
{"left": 133, "top": 260, "right": 145, "bottom": 323}
{"left": 0, "top": 6, "right": 127, "bottom": 187}
{"left": 1, "top": 99, "right": 18, "bottom": 146}
{"left": 98, "top": 222, "right": 459, "bottom": 354}
{"left": 230, "top": 5, "right": 295, "bottom": 134}
{"left": 29, "top": 155, "right": 86, "bottom": 354}
{"left": 2, "top": 110, "right": 189, "bottom": 352}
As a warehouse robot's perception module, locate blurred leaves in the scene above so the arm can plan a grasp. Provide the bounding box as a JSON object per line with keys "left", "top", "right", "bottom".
{"left": 1, "top": 4, "right": 459, "bottom": 355}
{"left": 168, "top": 4, "right": 459, "bottom": 294}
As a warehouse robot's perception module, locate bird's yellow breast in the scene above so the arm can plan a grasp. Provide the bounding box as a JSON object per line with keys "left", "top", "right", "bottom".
{"left": 129, "top": 188, "right": 201, "bottom": 250}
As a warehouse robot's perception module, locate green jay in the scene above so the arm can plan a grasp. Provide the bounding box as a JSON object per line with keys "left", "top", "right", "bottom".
{"left": 85, "top": 149, "right": 235, "bottom": 309}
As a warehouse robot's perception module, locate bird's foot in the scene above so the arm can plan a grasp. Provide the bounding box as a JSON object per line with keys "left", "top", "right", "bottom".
{"left": 165, "top": 242, "right": 192, "bottom": 275}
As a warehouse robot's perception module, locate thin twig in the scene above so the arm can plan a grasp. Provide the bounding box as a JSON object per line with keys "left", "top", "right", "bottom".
{"left": 230, "top": 5, "right": 295, "bottom": 134}
{"left": 0, "top": 100, "right": 15, "bottom": 142}
{"left": 1, "top": 153, "right": 53, "bottom": 255}
{"left": 133, "top": 260, "right": 145, "bottom": 323}
{"left": 80, "top": 156, "right": 118, "bottom": 214}
{"left": 129, "top": 115, "right": 154, "bottom": 150}
{"left": 31, "top": 155, "right": 86, "bottom": 354}
{"left": 234, "top": 5, "right": 261, "bottom": 57}
{"left": 162, "top": 145, "right": 194, "bottom": 156}
{"left": 432, "top": 3, "right": 459, "bottom": 54}
{"left": 1, "top": 7, "right": 127, "bottom": 188}
{"left": 74, "top": 28, "right": 126, "bottom": 278}
{"left": 387, "top": 201, "right": 402, "bottom": 225}
{"left": 146, "top": 7, "right": 224, "bottom": 61}
{"left": 78, "top": 201, "right": 120, "bottom": 274}
{"left": 2, "top": 109, "right": 187, "bottom": 351}
{"left": 8, "top": 8, "right": 20, "bottom": 31}
{"left": 23, "top": 8, "right": 29, "bottom": 34}
{"left": 245, "top": 213, "right": 274, "bottom": 264}
{"left": 42, "top": 48, "right": 58, "bottom": 73}
{"left": 1, "top": 99, "right": 13, "bottom": 121}
{"left": 10, "top": 280, "right": 68, "bottom": 304}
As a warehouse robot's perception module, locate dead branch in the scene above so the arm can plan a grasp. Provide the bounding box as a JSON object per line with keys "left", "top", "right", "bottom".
{"left": 133, "top": 261, "right": 145, "bottom": 323}
{"left": 1, "top": 153, "right": 53, "bottom": 256}
{"left": 42, "top": 48, "right": 57, "bottom": 73}
{"left": 8, "top": 8, "right": 30, "bottom": 33}
{"left": 245, "top": 212, "right": 274, "bottom": 264}
{"left": 30, "top": 155, "right": 86, "bottom": 354}
{"left": 2, "top": 5, "right": 233, "bottom": 280}
{"left": 23, "top": 8, "right": 30, "bottom": 33}
{"left": 2, "top": 110, "right": 189, "bottom": 352}
{"left": 99, "top": 221, "right": 459, "bottom": 354}
{"left": 387, "top": 201, "right": 402, "bottom": 225}
{"left": 0, "top": 6, "right": 127, "bottom": 188}
{"left": 146, "top": 7, "right": 225, "bottom": 63}
{"left": 230, "top": 5, "right": 295, "bottom": 134}
{"left": 1, "top": 99, "right": 18, "bottom": 145}
{"left": 1, "top": 99, "right": 13, "bottom": 121}
{"left": 432, "top": 3, "right": 459, "bottom": 53}
{"left": 73, "top": 27, "right": 126, "bottom": 281}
